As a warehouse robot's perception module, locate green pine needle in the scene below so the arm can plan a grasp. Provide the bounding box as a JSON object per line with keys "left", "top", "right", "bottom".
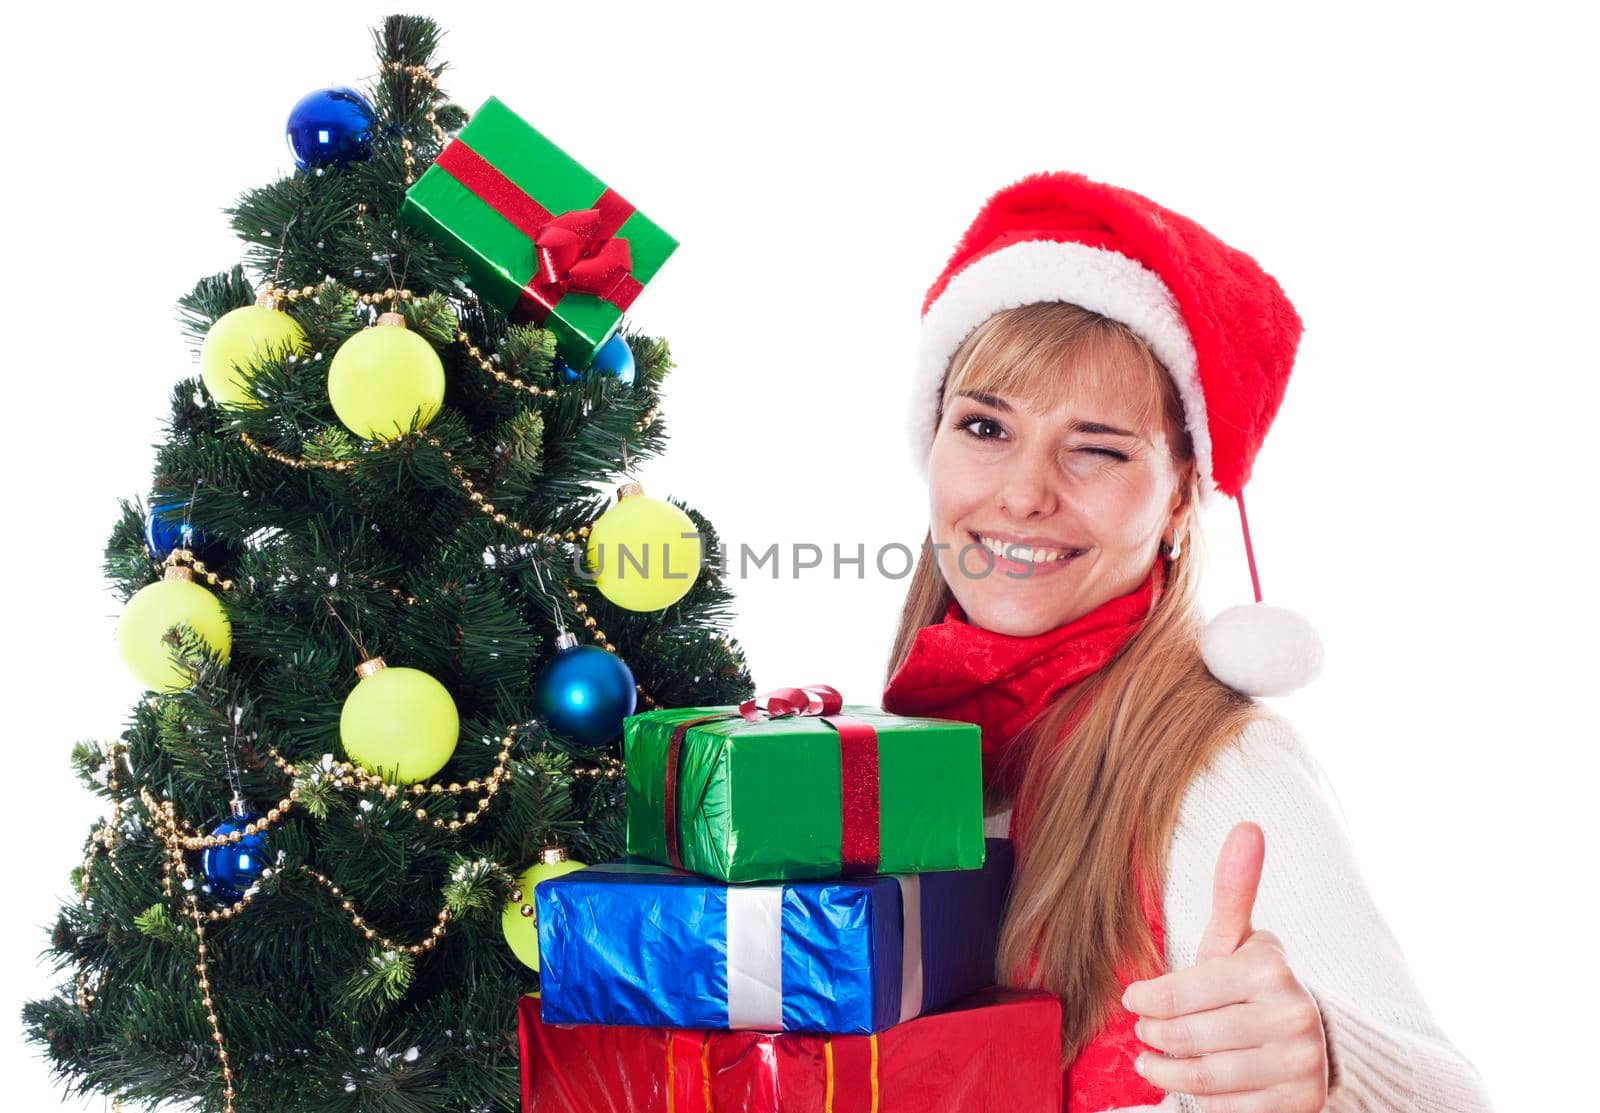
{"left": 132, "top": 904, "right": 191, "bottom": 949}
{"left": 344, "top": 948, "right": 416, "bottom": 1008}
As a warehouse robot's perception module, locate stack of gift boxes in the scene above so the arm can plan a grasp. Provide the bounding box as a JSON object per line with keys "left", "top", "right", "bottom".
{"left": 519, "top": 685, "right": 1064, "bottom": 1112}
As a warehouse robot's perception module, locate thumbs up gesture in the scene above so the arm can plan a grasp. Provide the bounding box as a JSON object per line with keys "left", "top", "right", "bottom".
{"left": 1121, "top": 822, "right": 1329, "bottom": 1111}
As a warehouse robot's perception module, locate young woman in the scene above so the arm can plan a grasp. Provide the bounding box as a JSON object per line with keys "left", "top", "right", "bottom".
{"left": 881, "top": 173, "right": 1494, "bottom": 1113}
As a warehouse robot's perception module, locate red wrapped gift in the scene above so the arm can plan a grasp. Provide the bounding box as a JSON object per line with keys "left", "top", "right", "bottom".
{"left": 519, "top": 986, "right": 1063, "bottom": 1112}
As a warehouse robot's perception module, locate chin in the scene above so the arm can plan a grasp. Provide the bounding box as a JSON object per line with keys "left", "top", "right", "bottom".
{"left": 955, "top": 593, "right": 1069, "bottom": 638}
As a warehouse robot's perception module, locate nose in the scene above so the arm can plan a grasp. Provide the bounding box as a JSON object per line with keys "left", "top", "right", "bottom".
{"left": 998, "top": 453, "right": 1059, "bottom": 520}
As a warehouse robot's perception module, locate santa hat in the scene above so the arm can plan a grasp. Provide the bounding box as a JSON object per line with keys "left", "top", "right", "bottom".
{"left": 912, "top": 170, "right": 1323, "bottom": 697}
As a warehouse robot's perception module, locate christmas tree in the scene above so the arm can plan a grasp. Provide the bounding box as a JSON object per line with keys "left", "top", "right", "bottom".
{"left": 23, "top": 15, "right": 751, "bottom": 1112}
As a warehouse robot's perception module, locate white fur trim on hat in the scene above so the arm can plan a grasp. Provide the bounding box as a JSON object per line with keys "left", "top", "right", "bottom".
{"left": 1200, "top": 602, "right": 1325, "bottom": 697}
{"left": 912, "top": 239, "right": 1218, "bottom": 504}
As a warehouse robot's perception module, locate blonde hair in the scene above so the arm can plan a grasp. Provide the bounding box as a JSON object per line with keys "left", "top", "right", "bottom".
{"left": 885, "top": 302, "right": 1266, "bottom": 1066}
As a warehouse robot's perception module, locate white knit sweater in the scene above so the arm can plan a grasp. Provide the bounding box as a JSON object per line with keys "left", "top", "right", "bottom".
{"left": 984, "top": 711, "right": 1496, "bottom": 1112}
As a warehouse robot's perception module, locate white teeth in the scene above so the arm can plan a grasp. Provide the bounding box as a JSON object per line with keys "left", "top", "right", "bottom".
{"left": 976, "top": 534, "right": 1077, "bottom": 564}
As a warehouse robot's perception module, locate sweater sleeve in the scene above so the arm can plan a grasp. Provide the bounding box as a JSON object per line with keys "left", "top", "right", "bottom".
{"left": 1159, "top": 714, "right": 1495, "bottom": 1113}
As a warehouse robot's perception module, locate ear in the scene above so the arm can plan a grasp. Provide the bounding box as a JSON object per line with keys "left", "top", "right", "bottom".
{"left": 1164, "top": 462, "right": 1199, "bottom": 541}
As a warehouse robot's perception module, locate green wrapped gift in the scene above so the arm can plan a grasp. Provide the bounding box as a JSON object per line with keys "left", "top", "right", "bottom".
{"left": 400, "top": 96, "right": 678, "bottom": 368}
{"left": 624, "top": 685, "right": 985, "bottom": 883}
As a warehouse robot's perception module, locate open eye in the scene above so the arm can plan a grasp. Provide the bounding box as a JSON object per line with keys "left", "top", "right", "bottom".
{"left": 954, "top": 414, "right": 1005, "bottom": 440}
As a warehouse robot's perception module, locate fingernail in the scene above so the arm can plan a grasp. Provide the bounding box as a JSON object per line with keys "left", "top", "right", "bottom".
{"left": 1133, "top": 1053, "right": 1146, "bottom": 1076}
{"left": 1133, "top": 1019, "right": 1145, "bottom": 1042}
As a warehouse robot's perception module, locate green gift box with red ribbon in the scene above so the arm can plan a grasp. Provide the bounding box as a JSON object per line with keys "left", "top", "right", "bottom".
{"left": 624, "top": 684, "right": 986, "bottom": 884}
{"left": 400, "top": 95, "right": 678, "bottom": 368}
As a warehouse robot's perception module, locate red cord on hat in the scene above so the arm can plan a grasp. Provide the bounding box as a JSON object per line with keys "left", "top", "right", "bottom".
{"left": 1237, "top": 490, "right": 1264, "bottom": 605}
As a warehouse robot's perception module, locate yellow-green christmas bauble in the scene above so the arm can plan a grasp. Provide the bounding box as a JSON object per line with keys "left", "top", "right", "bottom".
{"left": 199, "top": 303, "right": 309, "bottom": 410}
{"left": 339, "top": 657, "right": 459, "bottom": 783}
{"left": 116, "top": 571, "right": 232, "bottom": 692}
{"left": 327, "top": 314, "right": 445, "bottom": 441}
{"left": 585, "top": 483, "right": 703, "bottom": 612}
{"left": 502, "top": 849, "right": 587, "bottom": 972}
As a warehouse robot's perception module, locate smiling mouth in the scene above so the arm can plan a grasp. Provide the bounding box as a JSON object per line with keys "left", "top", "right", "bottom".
{"left": 970, "top": 532, "right": 1086, "bottom": 565}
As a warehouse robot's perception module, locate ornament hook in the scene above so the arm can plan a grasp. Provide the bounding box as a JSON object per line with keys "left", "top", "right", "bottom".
{"left": 527, "top": 559, "right": 574, "bottom": 647}
{"left": 321, "top": 595, "right": 371, "bottom": 661}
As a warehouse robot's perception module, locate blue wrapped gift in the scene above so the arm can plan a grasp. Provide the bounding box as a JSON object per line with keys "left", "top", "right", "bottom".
{"left": 534, "top": 838, "right": 1013, "bottom": 1035}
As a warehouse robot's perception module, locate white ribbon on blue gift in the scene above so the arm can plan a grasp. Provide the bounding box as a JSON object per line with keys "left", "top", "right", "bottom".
{"left": 722, "top": 885, "right": 780, "bottom": 1028}
{"left": 724, "top": 875, "right": 924, "bottom": 1030}
{"left": 895, "top": 874, "right": 923, "bottom": 1024}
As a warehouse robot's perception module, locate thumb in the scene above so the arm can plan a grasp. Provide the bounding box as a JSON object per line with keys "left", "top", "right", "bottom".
{"left": 1194, "top": 821, "right": 1265, "bottom": 962}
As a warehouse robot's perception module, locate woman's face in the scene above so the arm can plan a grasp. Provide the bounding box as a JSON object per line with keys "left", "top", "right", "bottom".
{"left": 928, "top": 373, "right": 1188, "bottom": 637}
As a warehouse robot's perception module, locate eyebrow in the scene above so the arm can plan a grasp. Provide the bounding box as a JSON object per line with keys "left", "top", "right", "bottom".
{"left": 955, "top": 391, "right": 1141, "bottom": 439}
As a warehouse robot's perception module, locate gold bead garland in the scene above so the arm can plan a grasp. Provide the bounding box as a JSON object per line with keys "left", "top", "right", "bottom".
{"left": 337, "top": 572, "right": 655, "bottom": 712}
{"left": 509, "top": 846, "right": 571, "bottom": 920}
{"left": 77, "top": 740, "right": 127, "bottom": 902}
{"left": 350, "top": 569, "right": 420, "bottom": 607}
{"left": 239, "top": 422, "right": 660, "bottom": 702}
{"left": 144, "top": 722, "right": 621, "bottom": 858}
{"left": 163, "top": 548, "right": 233, "bottom": 591}
{"left": 133, "top": 784, "right": 459, "bottom": 1113}
{"left": 258, "top": 277, "right": 413, "bottom": 315}
{"left": 255, "top": 278, "right": 662, "bottom": 432}
{"left": 165, "top": 790, "right": 299, "bottom": 854}
{"left": 75, "top": 741, "right": 127, "bottom": 1012}
{"left": 262, "top": 725, "right": 517, "bottom": 834}
{"left": 243, "top": 281, "right": 664, "bottom": 542}
{"left": 145, "top": 792, "right": 239, "bottom": 1113}
{"left": 300, "top": 866, "right": 451, "bottom": 954}
{"left": 376, "top": 58, "right": 451, "bottom": 185}
{"left": 400, "top": 135, "right": 417, "bottom": 184}
{"left": 236, "top": 427, "right": 358, "bottom": 472}
{"left": 452, "top": 319, "right": 661, "bottom": 430}
{"left": 234, "top": 425, "right": 662, "bottom": 709}
{"left": 449, "top": 322, "right": 659, "bottom": 429}
{"left": 633, "top": 402, "right": 661, "bottom": 436}
{"left": 335, "top": 571, "right": 657, "bottom": 712}
{"left": 235, "top": 420, "right": 586, "bottom": 547}
{"left": 196, "top": 872, "right": 269, "bottom": 924}
{"left": 452, "top": 324, "right": 560, "bottom": 400}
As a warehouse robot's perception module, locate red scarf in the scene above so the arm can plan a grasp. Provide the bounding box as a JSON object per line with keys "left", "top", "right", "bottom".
{"left": 881, "top": 557, "right": 1170, "bottom": 1112}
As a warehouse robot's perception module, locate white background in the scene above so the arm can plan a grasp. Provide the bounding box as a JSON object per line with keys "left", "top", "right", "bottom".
{"left": 5, "top": 2, "right": 1594, "bottom": 1108}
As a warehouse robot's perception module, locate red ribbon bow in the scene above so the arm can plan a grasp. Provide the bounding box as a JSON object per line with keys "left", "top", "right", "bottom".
{"left": 737, "top": 683, "right": 845, "bottom": 722}
{"left": 531, "top": 208, "right": 634, "bottom": 304}
{"left": 662, "top": 684, "right": 883, "bottom": 875}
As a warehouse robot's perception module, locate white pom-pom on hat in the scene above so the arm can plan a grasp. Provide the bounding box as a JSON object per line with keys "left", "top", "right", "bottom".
{"left": 1188, "top": 489, "right": 1324, "bottom": 698}
{"left": 1200, "top": 602, "right": 1324, "bottom": 698}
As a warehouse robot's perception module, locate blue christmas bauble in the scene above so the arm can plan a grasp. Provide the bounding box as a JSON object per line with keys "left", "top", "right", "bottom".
{"left": 553, "top": 334, "right": 636, "bottom": 387}
{"left": 592, "top": 334, "right": 637, "bottom": 386}
{"left": 200, "top": 813, "right": 269, "bottom": 900}
{"left": 534, "top": 642, "right": 637, "bottom": 747}
{"left": 286, "top": 86, "right": 376, "bottom": 170}
{"left": 144, "top": 495, "right": 207, "bottom": 561}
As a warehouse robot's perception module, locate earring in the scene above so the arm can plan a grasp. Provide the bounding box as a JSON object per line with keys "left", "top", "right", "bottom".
{"left": 1165, "top": 534, "right": 1184, "bottom": 560}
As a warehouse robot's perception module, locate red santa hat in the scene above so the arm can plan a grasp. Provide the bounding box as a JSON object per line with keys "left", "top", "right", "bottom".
{"left": 912, "top": 170, "right": 1323, "bottom": 697}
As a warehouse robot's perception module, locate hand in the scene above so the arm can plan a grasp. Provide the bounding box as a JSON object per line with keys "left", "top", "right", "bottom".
{"left": 1122, "top": 821, "right": 1329, "bottom": 1112}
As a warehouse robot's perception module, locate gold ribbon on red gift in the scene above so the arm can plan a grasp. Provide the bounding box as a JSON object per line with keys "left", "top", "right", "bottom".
{"left": 661, "top": 683, "right": 883, "bottom": 875}
{"left": 664, "top": 1029, "right": 882, "bottom": 1113}
{"left": 433, "top": 139, "right": 644, "bottom": 324}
